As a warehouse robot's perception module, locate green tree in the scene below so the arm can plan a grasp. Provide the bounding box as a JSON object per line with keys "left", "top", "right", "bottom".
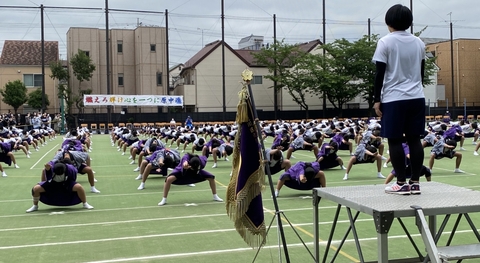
{"left": 69, "top": 50, "right": 96, "bottom": 127}
{"left": 0, "top": 80, "right": 28, "bottom": 116}
{"left": 310, "top": 38, "right": 366, "bottom": 117}
{"left": 27, "top": 88, "right": 50, "bottom": 111}
{"left": 50, "top": 61, "right": 71, "bottom": 130}
{"left": 252, "top": 40, "right": 314, "bottom": 118}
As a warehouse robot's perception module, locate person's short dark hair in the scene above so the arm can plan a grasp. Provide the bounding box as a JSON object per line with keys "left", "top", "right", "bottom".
{"left": 189, "top": 156, "right": 201, "bottom": 171}
{"left": 272, "top": 150, "right": 282, "bottom": 161}
{"left": 53, "top": 162, "right": 66, "bottom": 175}
{"left": 367, "top": 145, "right": 377, "bottom": 154}
{"left": 224, "top": 145, "right": 233, "bottom": 156}
{"left": 163, "top": 155, "right": 174, "bottom": 168}
{"left": 385, "top": 4, "right": 413, "bottom": 31}
{"left": 445, "top": 139, "right": 457, "bottom": 149}
{"left": 440, "top": 124, "right": 447, "bottom": 131}
{"left": 304, "top": 136, "right": 313, "bottom": 144}
{"left": 149, "top": 144, "right": 157, "bottom": 152}
{"left": 472, "top": 122, "right": 478, "bottom": 130}
{"left": 329, "top": 141, "right": 339, "bottom": 153}
{"left": 304, "top": 163, "right": 316, "bottom": 181}
{"left": 198, "top": 138, "right": 205, "bottom": 146}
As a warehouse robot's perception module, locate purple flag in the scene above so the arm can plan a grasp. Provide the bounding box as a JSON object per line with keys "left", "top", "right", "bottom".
{"left": 226, "top": 86, "right": 266, "bottom": 248}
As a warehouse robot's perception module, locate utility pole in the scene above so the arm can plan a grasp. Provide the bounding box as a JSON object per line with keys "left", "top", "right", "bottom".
{"left": 105, "top": 0, "right": 112, "bottom": 125}
{"left": 41, "top": 4, "right": 46, "bottom": 112}
{"left": 448, "top": 12, "right": 455, "bottom": 116}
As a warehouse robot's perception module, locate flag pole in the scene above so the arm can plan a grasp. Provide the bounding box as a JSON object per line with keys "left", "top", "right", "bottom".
{"left": 242, "top": 70, "right": 290, "bottom": 263}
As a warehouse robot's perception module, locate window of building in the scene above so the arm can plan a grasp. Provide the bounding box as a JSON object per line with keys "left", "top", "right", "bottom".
{"left": 81, "top": 50, "right": 90, "bottom": 57}
{"left": 156, "top": 72, "right": 162, "bottom": 86}
{"left": 23, "top": 74, "right": 43, "bottom": 87}
{"left": 150, "top": 44, "right": 156, "bottom": 52}
{"left": 117, "top": 41, "right": 123, "bottom": 53}
{"left": 252, "top": 75, "right": 263, "bottom": 85}
{"left": 118, "top": 73, "right": 124, "bottom": 86}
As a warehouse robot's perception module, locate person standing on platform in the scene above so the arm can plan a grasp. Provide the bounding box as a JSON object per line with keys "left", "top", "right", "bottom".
{"left": 372, "top": 4, "right": 426, "bottom": 195}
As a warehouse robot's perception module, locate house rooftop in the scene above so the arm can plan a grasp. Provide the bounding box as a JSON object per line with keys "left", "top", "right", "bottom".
{"left": 0, "top": 40, "right": 58, "bottom": 65}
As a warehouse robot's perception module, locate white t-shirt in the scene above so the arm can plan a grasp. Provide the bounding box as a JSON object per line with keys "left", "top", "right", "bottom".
{"left": 372, "top": 31, "right": 425, "bottom": 103}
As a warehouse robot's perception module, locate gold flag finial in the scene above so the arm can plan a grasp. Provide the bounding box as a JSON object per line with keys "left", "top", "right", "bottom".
{"left": 241, "top": 68, "right": 253, "bottom": 82}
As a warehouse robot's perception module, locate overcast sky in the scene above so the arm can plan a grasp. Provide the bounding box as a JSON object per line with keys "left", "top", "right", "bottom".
{"left": 1, "top": 0, "right": 479, "bottom": 67}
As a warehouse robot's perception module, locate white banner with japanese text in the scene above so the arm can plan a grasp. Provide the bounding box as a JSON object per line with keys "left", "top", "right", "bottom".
{"left": 83, "top": 95, "right": 183, "bottom": 106}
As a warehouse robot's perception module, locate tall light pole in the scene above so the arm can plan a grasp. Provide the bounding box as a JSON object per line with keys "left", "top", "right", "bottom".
{"left": 197, "top": 28, "right": 204, "bottom": 47}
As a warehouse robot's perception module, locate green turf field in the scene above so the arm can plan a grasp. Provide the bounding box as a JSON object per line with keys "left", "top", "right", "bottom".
{"left": 0, "top": 134, "right": 479, "bottom": 263}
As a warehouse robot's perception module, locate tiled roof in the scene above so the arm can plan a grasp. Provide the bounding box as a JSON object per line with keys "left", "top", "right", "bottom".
{"left": 182, "top": 39, "right": 322, "bottom": 71}
{"left": 236, "top": 39, "right": 322, "bottom": 67}
{"left": 182, "top": 40, "right": 249, "bottom": 72}
{"left": 0, "top": 40, "right": 59, "bottom": 65}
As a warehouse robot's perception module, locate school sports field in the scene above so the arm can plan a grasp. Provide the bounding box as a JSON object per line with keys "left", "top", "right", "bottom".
{"left": 0, "top": 134, "right": 479, "bottom": 263}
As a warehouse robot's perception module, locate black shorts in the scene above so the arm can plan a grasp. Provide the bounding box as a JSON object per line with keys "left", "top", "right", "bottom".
{"left": 380, "top": 98, "right": 425, "bottom": 139}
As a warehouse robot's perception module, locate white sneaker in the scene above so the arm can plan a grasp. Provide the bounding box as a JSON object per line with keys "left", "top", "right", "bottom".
{"left": 26, "top": 205, "right": 38, "bottom": 213}
{"left": 121, "top": 152, "right": 125, "bottom": 156}
{"left": 460, "top": 147, "right": 466, "bottom": 151}
{"left": 27, "top": 151, "right": 31, "bottom": 154}
{"left": 274, "top": 191, "right": 279, "bottom": 197}
{"left": 340, "top": 165, "right": 346, "bottom": 170}
{"left": 129, "top": 160, "right": 135, "bottom": 165}
{"left": 343, "top": 174, "right": 348, "bottom": 180}
{"left": 474, "top": 151, "right": 479, "bottom": 156}
{"left": 133, "top": 167, "right": 140, "bottom": 172}
{"left": 83, "top": 203, "right": 94, "bottom": 209}
{"left": 212, "top": 163, "right": 217, "bottom": 168}
{"left": 14, "top": 164, "right": 19, "bottom": 169}
{"left": 158, "top": 198, "right": 167, "bottom": 206}
{"left": 377, "top": 172, "right": 386, "bottom": 179}
{"left": 383, "top": 162, "right": 388, "bottom": 168}
{"left": 135, "top": 174, "right": 142, "bottom": 180}
{"left": 454, "top": 168, "right": 465, "bottom": 173}
{"left": 128, "top": 156, "right": 132, "bottom": 160}
{"left": 117, "top": 148, "right": 121, "bottom": 152}
{"left": 472, "top": 141, "right": 477, "bottom": 145}
{"left": 26, "top": 154, "right": 31, "bottom": 158}
{"left": 187, "top": 184, "right": 195, "bottom": 187}
{"left": 93, "top": 178, "right": 98, "bottom": 182}
{"left": 90, "top": 187, "right": 101, "bottom": 193}
{"left": 181, "top": 150, "right": 185, "bottom": 153}
{"left": 137, "top": 182, "right": 145, "bottom": 190}
{"left": 224, "top": 157, "right": 229, "bottom": 161}
{"left": 381, "top": 156, "right": 387, "bottom": 161}
{"left": 213, "top": 194, "right": 223, "bottom": 202}
{"left": 2, "top": 172, "right": 6, "bottom": 177}
{"left": 35, "top": 148, "right": 39, "bottom": 151}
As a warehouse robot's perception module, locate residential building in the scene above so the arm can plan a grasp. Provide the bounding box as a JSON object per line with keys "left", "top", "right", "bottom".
{"left": 426, "top": 39, "right": 480, "bottom": 108}
{"left": 238, "top": 35, "right": 265, "bottom": 50}
{"left": 66, "top": 26, "right": 168, "bottom": 114}
{"left": 175, "top": 39, "right": 325, "bottom": 113}
{"left": 0, "top": 40, "right": 59, "bottom": 114}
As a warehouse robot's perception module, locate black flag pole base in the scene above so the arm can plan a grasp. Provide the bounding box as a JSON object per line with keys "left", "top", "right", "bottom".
{"left": 251, "top": 210, "right": 316, "bottom": 263}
